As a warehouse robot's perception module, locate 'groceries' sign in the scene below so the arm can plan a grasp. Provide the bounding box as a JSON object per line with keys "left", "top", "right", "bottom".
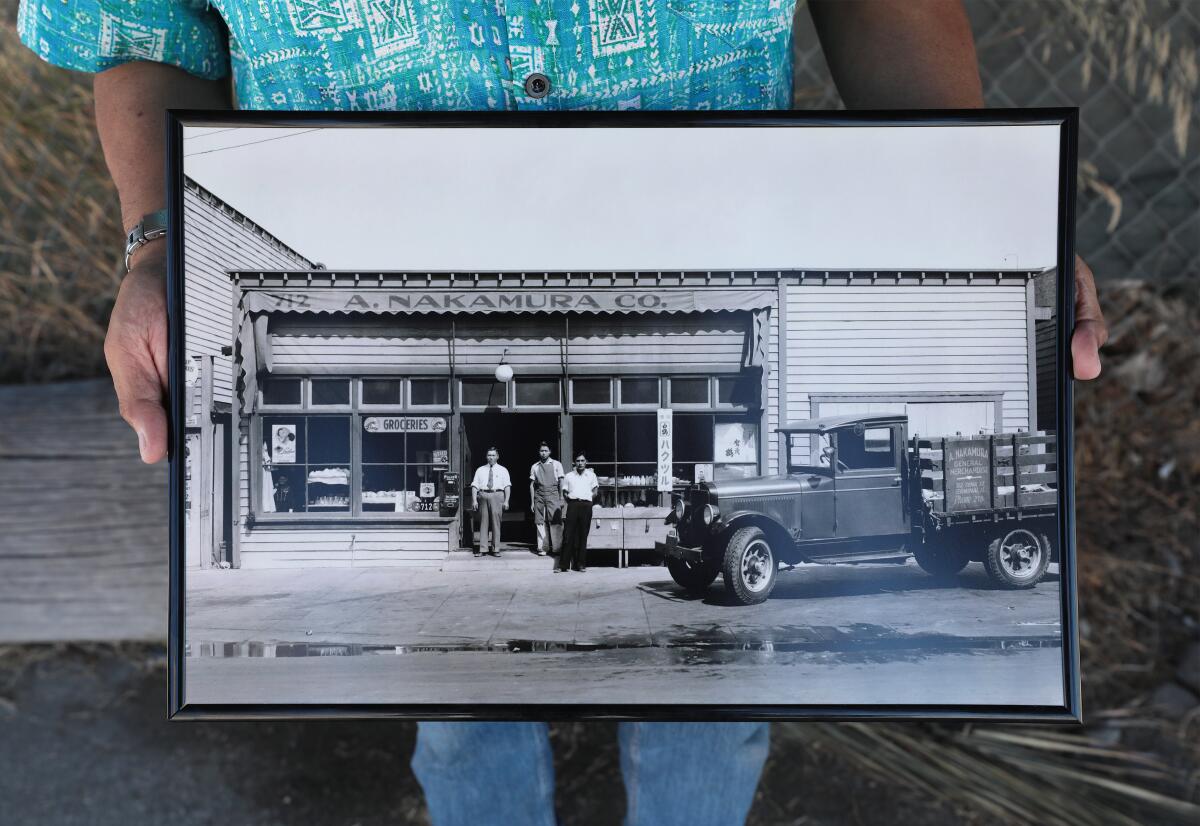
{"left": 363, "top": 416, "right": 447, "bottom": 434}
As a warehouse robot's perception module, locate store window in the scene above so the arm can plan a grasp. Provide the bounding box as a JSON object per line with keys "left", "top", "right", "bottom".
{"left": 261, "top": 377, "right": 302, "bottom": 407}
{"left": 461, "top": 379, "right": 508, "bottom": 408}
{"left": 669, "top": 377, "right": 709, "bottom": 406}
{"left": 361, "top": 379, "right": 402, "bottom": 406}
{"left": 570, "top": 378, "right": 612, "bottom": 407}
{"left": 716, "top": 375, "right": 757, "bottom": 409}
{"left": 572, "top": 414, "right": 656, "bottom": 507}
{"left": 256, "top": 376, "right": 451, "bottom": 518}
{"left": 672, "top": 414, "right": 759, "bottom": 484}
{"left": 361, "top": 428, "right": 449, "bottom": 512}
{"left": 619, "top": 377, "right": 659, "bottom": 406}
{"left": 311, "top": 379, "right": 350, "bottom": 406}
{"left": 261, "top": 415, "right": 351, "bottom": 513}
{"left": 410, "top": 379, "right": 450, "bottom": 408}
{"left": 514, "top": 378, "right": 560, "bottom": 407}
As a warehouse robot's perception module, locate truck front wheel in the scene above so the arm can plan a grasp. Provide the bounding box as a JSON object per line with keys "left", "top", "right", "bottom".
{"left": 721, "top": 526, "right": 778, "bottom": 605}
{"left": 666, "top": 558, "right": 720, "bottom": 595}
{"left": 984, "top": 528, "right": 1050, "bottom": 588}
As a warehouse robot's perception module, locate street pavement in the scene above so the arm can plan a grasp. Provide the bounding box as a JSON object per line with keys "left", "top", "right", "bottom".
{"left": 185, "top": 558, "right": 1065, "bottom": 708}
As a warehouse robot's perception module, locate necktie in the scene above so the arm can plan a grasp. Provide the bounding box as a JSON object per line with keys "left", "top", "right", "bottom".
{"left": 488, "top": 465, "right": 493, "bottom": 490}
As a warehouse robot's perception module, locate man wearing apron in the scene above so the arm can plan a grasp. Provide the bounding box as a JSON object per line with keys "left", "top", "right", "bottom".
{"left": 529, "top": 442, "right": 565, "bottom": 557}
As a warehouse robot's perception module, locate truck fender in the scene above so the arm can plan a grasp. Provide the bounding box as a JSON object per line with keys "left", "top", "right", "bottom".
{"left": 717, "top": 513, "right": 796, "bottom": 563}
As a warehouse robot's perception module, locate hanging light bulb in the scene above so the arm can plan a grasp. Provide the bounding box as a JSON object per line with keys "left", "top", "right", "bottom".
{"left": 494, "top": 348, "right": 513, "bottom": 382}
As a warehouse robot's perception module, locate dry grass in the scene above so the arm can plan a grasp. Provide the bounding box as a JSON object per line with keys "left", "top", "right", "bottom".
{"left": 0, "top": 3, "right": 123, "bottom": 384}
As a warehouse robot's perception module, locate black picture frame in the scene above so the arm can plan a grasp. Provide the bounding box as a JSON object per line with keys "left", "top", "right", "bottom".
{"left": 166, "top": 108, "right": 1080, "bottom": 722}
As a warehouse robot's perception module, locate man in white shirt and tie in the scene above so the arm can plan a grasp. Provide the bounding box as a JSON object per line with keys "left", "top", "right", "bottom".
{"left": 557, "top": 452, "right": 599, "bottom": 573}
{"left": 471, "top": 447, "right": 511, "bottom": 557}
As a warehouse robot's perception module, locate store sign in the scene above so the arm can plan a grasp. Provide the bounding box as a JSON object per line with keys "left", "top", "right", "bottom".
{"left": 363, "top": 416, "right": 448, "bottom": 434}
{"left": 657, "top": 408, "right": 673, "bottom": 492}
{"left": 249, "top": 288, "right": 776, "bottom": 315}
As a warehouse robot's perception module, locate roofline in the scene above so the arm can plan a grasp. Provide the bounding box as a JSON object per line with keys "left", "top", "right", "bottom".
{"left": 224, "top": 268, "right": 1043, "bottom": 282}
{"left": 183, "top": 176, "right": 314, "bottom": 269}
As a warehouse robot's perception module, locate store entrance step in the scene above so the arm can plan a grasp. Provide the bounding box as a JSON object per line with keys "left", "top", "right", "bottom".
{"left": 441, "top": 549, "right": 560, "bottom": 572}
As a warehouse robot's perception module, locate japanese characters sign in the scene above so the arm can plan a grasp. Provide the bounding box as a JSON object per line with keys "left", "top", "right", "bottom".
{"left": 657, "top": 408, "right": 673, "bottom": 492}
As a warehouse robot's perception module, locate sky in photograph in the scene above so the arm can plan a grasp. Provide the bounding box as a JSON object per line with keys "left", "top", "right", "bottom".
{"left": 183, "top": 122, "right": 1062, "bottom": 272}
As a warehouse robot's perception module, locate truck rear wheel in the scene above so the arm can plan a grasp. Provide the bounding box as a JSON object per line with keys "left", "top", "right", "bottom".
{"left": 721, "top": 526, "right": 777, "bottom": 605}
{"left": 984, "top": 528, "right": 1049, "bottom": 588}
{"left": 666, "top": 558, "right": 720, "bottom": 595}
{"left": 913, "top": 540, "right": 969, "bottom": 580}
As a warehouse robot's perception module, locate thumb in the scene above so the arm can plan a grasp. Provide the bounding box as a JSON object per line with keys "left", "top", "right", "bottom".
{"left": 121, "top": 397, "right": 169, "bottom": 464}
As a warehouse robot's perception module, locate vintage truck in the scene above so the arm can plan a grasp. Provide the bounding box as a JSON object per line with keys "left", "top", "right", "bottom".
{"left": 656, "top": 414, "right": 1058, "bottom": 604}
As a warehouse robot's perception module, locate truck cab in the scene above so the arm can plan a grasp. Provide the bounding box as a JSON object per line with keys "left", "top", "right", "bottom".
{"left": 779, "top": 414, "right": 912, "bottom": 556}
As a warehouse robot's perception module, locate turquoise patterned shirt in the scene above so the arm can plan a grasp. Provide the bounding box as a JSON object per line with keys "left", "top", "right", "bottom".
{"left": 18, "top": 0, "right": 798, "bottom": 110}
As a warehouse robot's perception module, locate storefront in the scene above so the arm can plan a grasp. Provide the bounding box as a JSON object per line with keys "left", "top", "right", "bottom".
{"left": 228, "top": 271, "right": 778, "bottom": 568}
{"left": 226, "top": 269, "right": 1043, "bottom": 569}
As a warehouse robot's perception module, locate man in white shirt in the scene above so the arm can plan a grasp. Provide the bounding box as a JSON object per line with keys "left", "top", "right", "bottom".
{"left": 557, "top": 452, "right": 599, "bottom": 573}
{"left": 529, "top": 442, "right": 565, "bottom": 558}
{"left": 470, "top": 447, "right": 511, "bottom": 557}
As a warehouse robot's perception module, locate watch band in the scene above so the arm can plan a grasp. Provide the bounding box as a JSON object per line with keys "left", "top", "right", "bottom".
{"left": 124, "top": 209, "right": 169, "bottom": 272}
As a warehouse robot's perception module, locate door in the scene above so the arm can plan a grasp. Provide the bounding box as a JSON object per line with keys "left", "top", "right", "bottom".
{"left": 831, "top": 423, "right": 908, "bottom": 543}
{"left": 462, "top": 412, "right": 561, "bottom": 547}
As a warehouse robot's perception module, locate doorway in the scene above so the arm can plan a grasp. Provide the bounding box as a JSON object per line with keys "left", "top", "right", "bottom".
{"left": 461, "top": 412, "right": 561, "bottom": 549}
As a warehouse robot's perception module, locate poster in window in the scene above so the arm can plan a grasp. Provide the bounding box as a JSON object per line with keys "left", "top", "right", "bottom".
{"left": 715, "top": 421, "right": 757, "bottom": 464}
{"left": 271, "top": 424, "right": 297, "bottom": 464}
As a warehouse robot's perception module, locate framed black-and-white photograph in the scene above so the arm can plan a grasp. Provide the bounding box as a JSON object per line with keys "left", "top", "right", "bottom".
{"left": 167, "top": 110, "right": 1080, "bottom": 721}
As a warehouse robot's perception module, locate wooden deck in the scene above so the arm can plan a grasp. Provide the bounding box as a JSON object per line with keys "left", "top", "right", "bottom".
{"left": 0, "top": 380, "right": 165, "bottom": 642}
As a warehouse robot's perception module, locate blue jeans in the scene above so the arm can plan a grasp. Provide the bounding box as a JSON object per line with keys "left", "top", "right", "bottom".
{"left": 412, "top": 722, "right": 770, "bottom": 826}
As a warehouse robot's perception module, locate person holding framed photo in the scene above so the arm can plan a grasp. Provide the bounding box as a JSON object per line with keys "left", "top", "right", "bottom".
{"left": 17, "top": 1, "right": 1107, "bottom": 824}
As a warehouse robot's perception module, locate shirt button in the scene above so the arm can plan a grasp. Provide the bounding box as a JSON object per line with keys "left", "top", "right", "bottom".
{"left": 524, "top": 72, "right": 551, "bottom": 99}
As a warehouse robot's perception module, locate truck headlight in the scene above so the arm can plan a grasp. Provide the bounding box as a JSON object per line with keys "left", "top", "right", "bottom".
{"left": 672, "top": 497, "right": 686, "bottom": 521}
{"left": 702, "top": 504, "right": 719, "bottom": 526}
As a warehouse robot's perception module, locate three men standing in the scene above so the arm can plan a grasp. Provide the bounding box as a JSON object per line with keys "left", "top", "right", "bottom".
{"left": 529, "top": 442, "right": 565, "bottom": 557}
{"left": 558, "top": 453, "right": 599, "bottom": 573}
{"left": 470, "top": 447, "right": 510, "bottom": 557}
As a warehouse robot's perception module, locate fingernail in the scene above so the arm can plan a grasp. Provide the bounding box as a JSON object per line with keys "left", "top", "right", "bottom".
{"left": 137, "top": 428, "right": 148, "bottom": 459}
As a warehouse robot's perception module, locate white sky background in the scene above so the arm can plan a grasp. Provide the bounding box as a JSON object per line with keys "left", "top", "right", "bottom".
{"left": 183, "top": 124, "right": 1061, "bottom": 271}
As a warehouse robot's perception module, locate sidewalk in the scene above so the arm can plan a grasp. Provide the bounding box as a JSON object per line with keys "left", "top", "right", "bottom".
{"left": 185, "top": 559, "right": 1062, "bottom": 652}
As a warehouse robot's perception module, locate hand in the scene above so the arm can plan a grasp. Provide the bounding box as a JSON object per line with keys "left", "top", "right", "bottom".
{"left": 503, "top": 501, "right": 510, "bottom": 512}
{"left": 103, "top": 243, "right": 168, "bottom": 463}
{"left": 1071, "top": 255, "right": 1107, "bottom": 380}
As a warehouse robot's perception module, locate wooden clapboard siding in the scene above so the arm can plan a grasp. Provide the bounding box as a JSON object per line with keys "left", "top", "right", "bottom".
{"left": 239, "top": 526, "right": 453, "bottom": 569}
{"left": 766, "top": 290, "right": 781, "bottom": 474}
{"left": 182, "top": 180, "right": 313, "bottom": 403}
{"left": 268, "top": 312, "right": 748, "bottom": 376}
{"left": 784, "top": 284, "right": 1032, "bottom": 434}
{"left": 1036, "top": 317, "right": 1058, "bottom": 430}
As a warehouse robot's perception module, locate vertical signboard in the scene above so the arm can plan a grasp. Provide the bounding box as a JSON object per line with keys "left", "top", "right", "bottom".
{"left": 657, "top": 408, "right": 673, "bottom": 492}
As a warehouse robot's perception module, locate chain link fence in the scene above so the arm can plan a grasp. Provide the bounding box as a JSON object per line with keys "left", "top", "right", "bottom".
{"left": 793, "top": 0, "right": 1199, "bottom": 283}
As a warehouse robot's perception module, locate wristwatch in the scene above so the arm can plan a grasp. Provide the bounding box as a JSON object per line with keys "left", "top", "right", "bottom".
{"left": 124, "top": 209, "right": 168, "bottom": 272}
